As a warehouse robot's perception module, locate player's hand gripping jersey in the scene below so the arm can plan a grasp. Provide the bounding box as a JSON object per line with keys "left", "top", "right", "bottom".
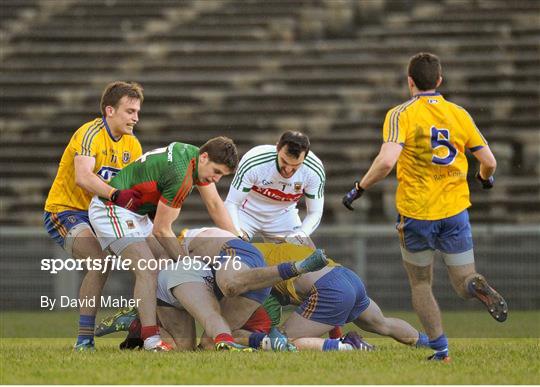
{"left": 383, "top": 92, "right": 488, "bottom": 220}
{"left": 104, "top": 142, "right": 208, "bottom": 214}
{"left": 45, "top": 118, "right": 142, "bottom": 213}
{"left": 228, "top": 145, "right": 325, "bottom": 217}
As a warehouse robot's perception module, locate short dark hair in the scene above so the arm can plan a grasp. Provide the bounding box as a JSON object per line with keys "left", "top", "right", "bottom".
{"left": 276, "top": 131, "right": 310, "bottom": 158}
{"left": 408, "top": 53, "right": 442, "bottom": 91}
{"left": 200, "top": 136, "right": 239, "bottom": 171}
{"left": 100, "top": 81, "right": 144, "bottom": 116}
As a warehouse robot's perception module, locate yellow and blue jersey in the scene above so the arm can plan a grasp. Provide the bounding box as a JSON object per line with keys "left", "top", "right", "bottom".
{"left": 383, "top": 92, "right": 487, "bottom": 220}
{"left": 253, "top": 243, "right": 339, "bottom": 305}
{"left": 44, "top": 117, "right": 142, "bottom": 213}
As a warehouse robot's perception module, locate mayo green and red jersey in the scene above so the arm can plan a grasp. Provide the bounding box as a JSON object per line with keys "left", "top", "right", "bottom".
{"left": 107, "top": 142, "right": 208, "bottom": 215}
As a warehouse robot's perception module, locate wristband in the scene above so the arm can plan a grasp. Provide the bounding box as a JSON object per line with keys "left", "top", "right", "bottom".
{"left": 109, "top": 188, "right": 118, "bottom": 201}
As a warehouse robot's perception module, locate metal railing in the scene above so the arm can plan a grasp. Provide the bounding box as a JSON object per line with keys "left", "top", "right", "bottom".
{"left": 1, "top": 225, "right": 538, "bottom": 310}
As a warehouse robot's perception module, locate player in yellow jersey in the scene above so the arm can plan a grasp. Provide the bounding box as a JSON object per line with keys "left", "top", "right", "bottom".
{"left": 342, "top": 53, "right": 507, "bottom": 361}
{"left": 43, "top": 81, "right": 144, "bottom": 351}
{"left": 239, "top": 242, "right": 427, "bottom": 352}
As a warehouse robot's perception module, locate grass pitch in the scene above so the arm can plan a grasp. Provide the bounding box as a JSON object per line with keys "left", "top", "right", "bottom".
{"left": 1, "top": 310, "right": 539, "bottom": 384}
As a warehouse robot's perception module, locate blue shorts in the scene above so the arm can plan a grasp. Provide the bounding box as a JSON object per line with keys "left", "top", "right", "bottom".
{"left": 217, "top": 239, "right": 271, "bottom": 304}
{"left": 297, "top": 266, "right": 371, "bottom": 326}
{"left": 43, "top": 210, "right": 91, "bottom": 247}
{"left": 396, "top": 209, "right": 473, "bottom": 254}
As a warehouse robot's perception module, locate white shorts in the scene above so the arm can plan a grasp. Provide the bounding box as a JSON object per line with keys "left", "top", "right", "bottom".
{"left": 239, "top": 208, "right": 301, "bottom": 242}
{"left": 88, "top": 196, "right": 153, "bottom": 254}
{"left": 157, "top": 262, "right": 215, "bottom": 309}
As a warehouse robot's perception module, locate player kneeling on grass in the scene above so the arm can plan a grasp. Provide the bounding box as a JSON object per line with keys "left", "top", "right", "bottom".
{"left": 231, "top": 242, "right": 429, "bottom": 352}
{"left": 96, "top": 227, "right": 329, "bottom": 351}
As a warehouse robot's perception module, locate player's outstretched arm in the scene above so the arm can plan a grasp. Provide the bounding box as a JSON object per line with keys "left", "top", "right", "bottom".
{"left": 74, "top": 155, "right": 142, "bottom": 210}
{"left": 224, "top": 185, "right": 251, "bottom": 237}
{"left": 471, "top": 146, "right": 497, "bottom": 189}
{"left": 198, "top": 184, "right": 238, "bottom": 235}
{"left": 74, "top": 155, "right": 118, "bottom": 199}
{"left": 343, "top": 142, "right": 402, "bottom": 210}
{"left": 153, "top": 201, "right": 185, "bottom": 260}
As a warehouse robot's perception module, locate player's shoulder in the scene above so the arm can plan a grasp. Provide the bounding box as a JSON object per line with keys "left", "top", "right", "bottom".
{"left": 393, "top": 96, "right": 422, "bottom": 112}
{"left": 72, "top": 118, "right": 104, "bottom": 138}
{"left": 241, "top": 144, "right": 277, "bottom": 160}
{"left": 303, "top": 150, "right": 325, "bottom": 178}
{"left": 237, "top": 145, "right": 277, "bottom": 170}
{"left": 170, "top": 142, "right": 199, "bottom": 155}
{"left": 445, "top": 99, "right": 473, "bottom": 117}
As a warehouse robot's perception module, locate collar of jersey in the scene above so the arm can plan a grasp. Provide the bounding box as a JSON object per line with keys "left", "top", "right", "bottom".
{"left": 414, "top": 92, "right": 441, "bottom": 97}
{"left": 102, "top": 117, "right": 121, "bottom": 142}
{"left": 193, "top": 154, "right": 201, "bottom": 184}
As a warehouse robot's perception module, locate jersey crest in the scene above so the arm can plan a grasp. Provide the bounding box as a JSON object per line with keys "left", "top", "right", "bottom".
{"left": 96, "top": 166, "right": 121, "bottom": 182}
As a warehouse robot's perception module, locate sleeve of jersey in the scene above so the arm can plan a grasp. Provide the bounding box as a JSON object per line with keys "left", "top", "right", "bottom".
{"left": 462, "top": 109, "right": 488, "bottom": 151}
{"left": 74, "top": 123, "right": 101, "bottom": 157}
{"left": 382, "top": 107, "right": 407, "bottom": 144}
{"left": 159, "top": 160, "right": 193, "bottom": 208}
{"left": 303, "top": 156, "right": 325, "bottom": 200}
{"left": 131, "top": 138, "right": 143, "bottom": 161}
{"left": 224, "top": 186, "right": 249, "bottom": 231}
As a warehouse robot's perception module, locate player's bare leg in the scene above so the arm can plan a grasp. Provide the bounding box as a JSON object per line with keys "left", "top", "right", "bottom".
{"left": 70, "top": 228, "right": 109, "bottom": 350}
{"left": 280, "top": 312, "right": 372, "bottom": 351}
{"left": 403, "top": 261, "right": 443, "bottom": 339}
{"left": 403, "top": 260, "right": 449, "bottom": 361}
{"left": 215, "top": 249, "right": 328, "bottom": 298}
{"left": 156, "top": 305, "right": 196, "bottom": 351}
{"left": 446, "top": 260, "right": 507, "bottom": 322}
{"left": 120, "top": 241, "right": 167, "bottom": 351}
{"left": 352, "top": 299, "right": 419, "bottom": 345}
{"left": 198, "top": 295, "right": 261, "bottom": 350}
{"left": 220, "top": 295, "right": 261, "bottom": 330}
{"left": 172, "top": 282, "right": 231, "bottom": 339}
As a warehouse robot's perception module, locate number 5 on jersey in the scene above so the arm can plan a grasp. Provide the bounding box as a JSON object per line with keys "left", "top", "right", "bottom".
{"left": 431, "top": 126, "right": 457, "bottom": 166}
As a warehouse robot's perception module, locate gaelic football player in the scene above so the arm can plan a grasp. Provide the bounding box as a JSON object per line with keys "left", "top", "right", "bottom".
{"left": 343, "top": 52, "right": 507, "bottom": 361}
{"left": 44, "top": 81, "right": 144, "bottom": 350}
{"left": 89, "top": 138, "right": 239, "bottom": 351}
{"left": 225, "top": 131, "right": 324, "bottom": 247}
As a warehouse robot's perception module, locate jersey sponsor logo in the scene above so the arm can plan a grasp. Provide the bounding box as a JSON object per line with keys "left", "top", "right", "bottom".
{"left": 123, "top": 151, "right": 131, "bottom": 163}
{"left": 252, "top": 186, "right": 303, "bottom": 202}
{"left": 96, "top": 166, "right": 121, "bottom": 182}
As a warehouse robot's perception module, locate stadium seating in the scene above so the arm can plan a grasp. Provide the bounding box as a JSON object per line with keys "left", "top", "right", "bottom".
{"left": 1, "top": 0, "right": 539, "bottom": 226}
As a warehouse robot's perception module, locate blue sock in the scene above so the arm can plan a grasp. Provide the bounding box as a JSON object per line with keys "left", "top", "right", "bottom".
{"left": 77, "top": 315, "right": 96, "bottom": 345}
{"left": 416, "top": 332, "right": 429, "bottom": 347}
{"left": 248, "top": 332, "right": 266, "bottom": 349}
{"left": 277, "top": 262, "right": 299, "bottom": 280}
{"left": 322, "top": 338, "right": 340, "bottom": 351}
{"left": 428, "top": 334, "right": 448, "bottom": 354}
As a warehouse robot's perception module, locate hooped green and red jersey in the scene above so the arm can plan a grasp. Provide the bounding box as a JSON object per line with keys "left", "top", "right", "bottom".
{"left": 107, "top": 142, "right": 208, "bottom": 215}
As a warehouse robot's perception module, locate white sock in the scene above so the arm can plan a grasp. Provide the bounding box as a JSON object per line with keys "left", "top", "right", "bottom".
{"left": 143, "top": 334, "right": 162, "bottom": 350}
{"left": 260, "top": 336, "right": 272, "bottom": 351}
{"left": 338, "top": 342, "right": 354, "bottom": 351}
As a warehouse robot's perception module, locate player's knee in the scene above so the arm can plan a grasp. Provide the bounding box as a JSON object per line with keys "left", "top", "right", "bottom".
{"left": 219, "top": 278, "right": 243, "bottom": 298}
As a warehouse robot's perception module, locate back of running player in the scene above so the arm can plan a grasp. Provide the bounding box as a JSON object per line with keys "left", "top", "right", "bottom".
{"left": 343, "top": 52, "right": 507, "bottom": 362}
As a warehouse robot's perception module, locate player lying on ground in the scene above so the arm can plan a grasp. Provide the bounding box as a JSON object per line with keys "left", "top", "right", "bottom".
{"left": 97, "top": 235, "right": 427, "bottom": 352}
{"left": 230, "top": 242, "right": 429, "bottom": 352}
{"left": 96, "top": 227, "right": 329, "bottom": 351}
